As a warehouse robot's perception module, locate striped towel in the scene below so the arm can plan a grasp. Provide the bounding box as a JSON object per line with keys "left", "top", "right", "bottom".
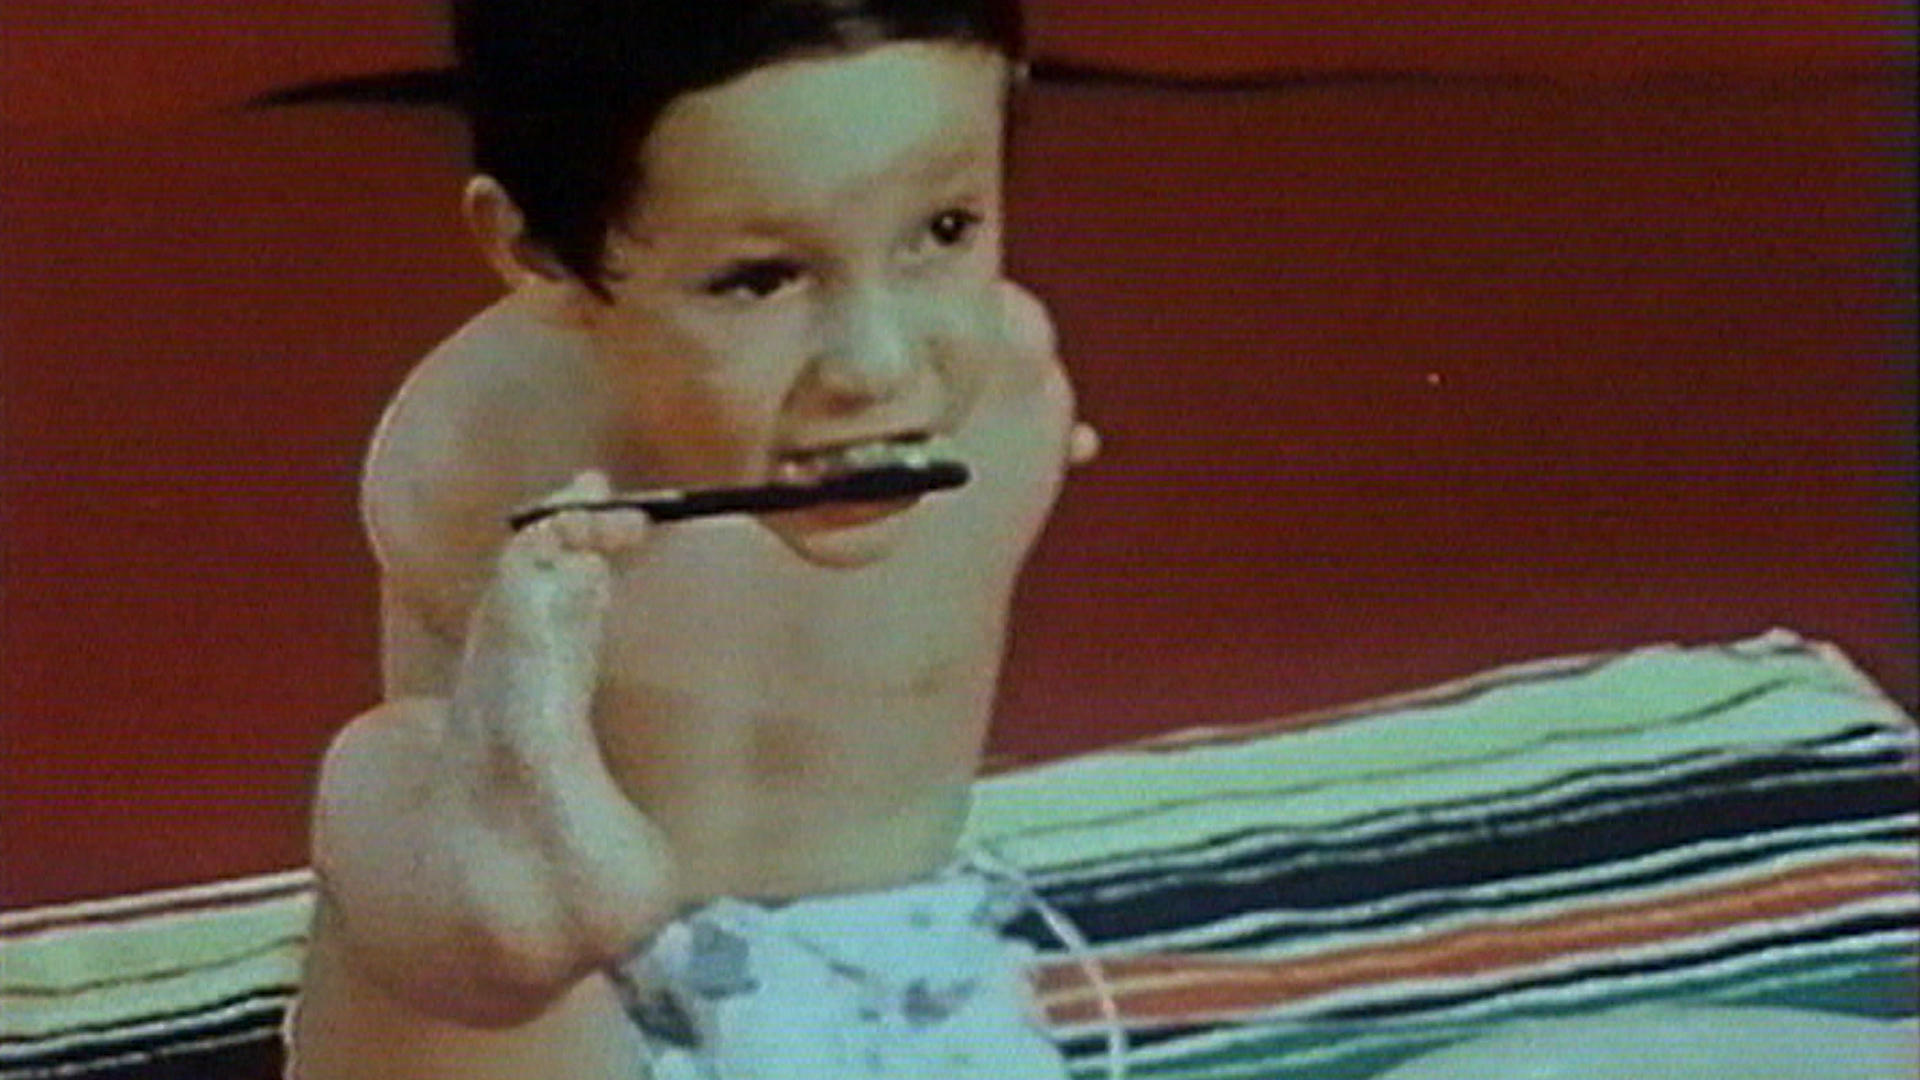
{"left": 4, "top": 630, "right": 1914, "bottom": 1079}
{"left": 977, "top": 629, "right": 1918, "bottom": 1079}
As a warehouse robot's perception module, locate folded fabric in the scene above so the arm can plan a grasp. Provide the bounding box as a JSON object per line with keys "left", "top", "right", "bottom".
{"left": 978, "top": 630, "right": 1917, "bottom": 1079}
{"left": 3, "top": 629, "right": 1913, "bottom": 1080}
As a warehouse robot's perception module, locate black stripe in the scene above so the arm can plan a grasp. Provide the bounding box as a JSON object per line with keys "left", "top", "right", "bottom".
{"left": 0, "top": 988, "right": 290, "bottom": 1055}
{"left": 1055, "top": 912, "right": 1919, "bottom": 1061}
{"left": 1048, "top": 744, "right": 1913, "bottom": 906}
{"left": 1027, "top": 752, "right": 1907, "bottom": 908}
{"left": 1027, "top": 724, "right": 1903, "bottom": 889}
{"left": 1057, "top": 1021, "right": 1217, "bottom": 1059}
{"left": 1025, "top": 733, "right": 1909, "bottom": 897}
{"left": 1318, "top": 910, "right": 1920, "bottom": 1022}
{"left": 1052, "top": 914, "right": 1920, "bottom": 1060}
{"left": 992, "top": 685, "right": 1893, "bottom": 857}
{"left": 0, "top": 1034, "right": 282, "bottom": 1080}
{"left": 1214, "top": 822, "right": 1916, "bottom": 954}
{"left": 1032, "top": 767, "right": 1913, "bottom": 944}
{"left": 1013, "top": 765, "right": 1916, "bottom": 945}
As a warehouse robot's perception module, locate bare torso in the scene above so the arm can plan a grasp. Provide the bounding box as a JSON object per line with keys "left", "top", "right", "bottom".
{"left": 295, "top": 284, "right": 1078, "bottom": 1077}
{"left": 365, "top": 285, "right": 1075, "bottom": 903}
{"left": 295, "top": 38, "right": 1085, "bottom": 1075}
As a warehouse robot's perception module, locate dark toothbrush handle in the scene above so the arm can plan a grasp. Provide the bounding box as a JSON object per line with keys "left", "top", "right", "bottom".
{"left": 506, "top": 461, "right": 970, "bottom": 532}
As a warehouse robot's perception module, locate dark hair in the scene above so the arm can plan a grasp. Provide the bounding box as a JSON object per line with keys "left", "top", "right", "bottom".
{"left": 450, "top": 0, "right": 1025, "bottom": 295}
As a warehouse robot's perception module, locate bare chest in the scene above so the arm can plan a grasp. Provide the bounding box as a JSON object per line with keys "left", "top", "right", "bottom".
{"left": 593, "top": 517, "right": 1012, "bottom": 707}
{"left": 582, "top": 525, "right": 1006, "bottom": 893}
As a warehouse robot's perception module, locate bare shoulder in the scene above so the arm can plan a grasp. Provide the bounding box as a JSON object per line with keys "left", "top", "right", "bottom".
{"left": 1375, "top": 1004, "right": 1919, "bottom": 1080}
{"left": 293, "top": 896, "right": 646, "bottom": 1080}
{"left": 362, "top": 294, "right": 607, "bottom": 635}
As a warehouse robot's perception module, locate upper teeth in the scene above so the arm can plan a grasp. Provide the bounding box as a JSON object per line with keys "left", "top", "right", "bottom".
{"left": 779, "top": 437, "right": 931, "bottom": 485}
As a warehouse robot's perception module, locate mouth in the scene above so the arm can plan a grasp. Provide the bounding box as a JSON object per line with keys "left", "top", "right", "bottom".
{"left": 763, "top": 432, "right": 969, "bottom": 539}
{"left": 773, "top": 432, "right": 940, "bottom": 487}
{"left": 502, "top": 433, "right": 964, "bottom": 534}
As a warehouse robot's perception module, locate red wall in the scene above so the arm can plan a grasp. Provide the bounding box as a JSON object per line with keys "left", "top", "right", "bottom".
{"left": 2, "top": 1, "right": 1905, "bottom": 129}
{"left": 3, "top": 6, "right": 1913, "bottom": 908}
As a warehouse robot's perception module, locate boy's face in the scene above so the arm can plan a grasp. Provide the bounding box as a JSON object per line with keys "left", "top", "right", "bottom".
{"left": 579, "top": 42, "right": 1012, "bottom": 567}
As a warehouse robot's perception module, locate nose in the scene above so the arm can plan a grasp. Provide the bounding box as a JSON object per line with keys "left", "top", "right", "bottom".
{"left": 807, "top": 282, "right": 926, "bottom": 409}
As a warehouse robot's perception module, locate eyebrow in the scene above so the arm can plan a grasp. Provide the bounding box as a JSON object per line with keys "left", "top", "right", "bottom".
{"left": 669, "top": 144, "right": 994, "bottom": 244}
{"left": 903, "top": 143, "right": 988, "bottom": 184}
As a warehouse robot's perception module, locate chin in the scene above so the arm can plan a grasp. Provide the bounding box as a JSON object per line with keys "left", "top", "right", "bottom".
{"left": 761, "top": 496, "right": 927, "bottom": 570}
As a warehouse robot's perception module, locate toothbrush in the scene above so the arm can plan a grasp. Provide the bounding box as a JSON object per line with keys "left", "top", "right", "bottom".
{"left": 507, "top": 460, "right": 970, "bottom": 532}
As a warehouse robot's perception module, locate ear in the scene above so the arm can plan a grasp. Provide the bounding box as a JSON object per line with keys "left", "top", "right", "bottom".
{"left": 462, "top": 176, "right": 598, "bottom": 321}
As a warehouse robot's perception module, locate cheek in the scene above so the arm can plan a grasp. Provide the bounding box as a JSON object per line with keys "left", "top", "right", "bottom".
{"left": 623, "top": 319, "right": 804, "bottom": 479}
{"left": 924, "top": 280, "right": 1031, "bottom": 398}
{"left": 637, "top": 379, "right": 743, "bottom": 464}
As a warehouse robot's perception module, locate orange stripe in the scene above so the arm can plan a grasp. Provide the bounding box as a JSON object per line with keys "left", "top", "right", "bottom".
{"left": 1035, "top": 853, "right": 1917, "bottom": 1027}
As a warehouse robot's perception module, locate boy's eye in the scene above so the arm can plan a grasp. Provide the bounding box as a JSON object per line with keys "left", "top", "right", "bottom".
{"left": 911, "top": 208, "right": 983, "bottom": 257}
{"left": 929, "top": 208, "right": 980, "bottom": 247}
{"left": 703, "top": 258, "right": 804, "bottom": 300}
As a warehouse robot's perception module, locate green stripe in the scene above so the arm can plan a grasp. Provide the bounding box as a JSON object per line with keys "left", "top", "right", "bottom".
{"left": 1063, "top": 937, "right": 1918, "bottom": 1079}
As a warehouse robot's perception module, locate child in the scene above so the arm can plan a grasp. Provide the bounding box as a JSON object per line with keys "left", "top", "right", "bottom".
{"left": 289, "top": 1, "right": 1104, "bottom": 1077}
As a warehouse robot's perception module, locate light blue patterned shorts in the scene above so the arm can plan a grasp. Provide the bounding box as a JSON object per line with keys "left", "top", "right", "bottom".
{"left": 607, "top": 857, "right": 1083, "bottom": 1080}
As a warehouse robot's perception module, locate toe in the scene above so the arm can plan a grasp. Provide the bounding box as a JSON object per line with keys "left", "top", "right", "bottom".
{"left": 555, "top": 509, "right": 599, "bottom": 552}
{"left": 596, "top": 509, "right": 651, "bottom": 554}
{"left": 1068, "top": 422, "right": 1101, "bottom": 467}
